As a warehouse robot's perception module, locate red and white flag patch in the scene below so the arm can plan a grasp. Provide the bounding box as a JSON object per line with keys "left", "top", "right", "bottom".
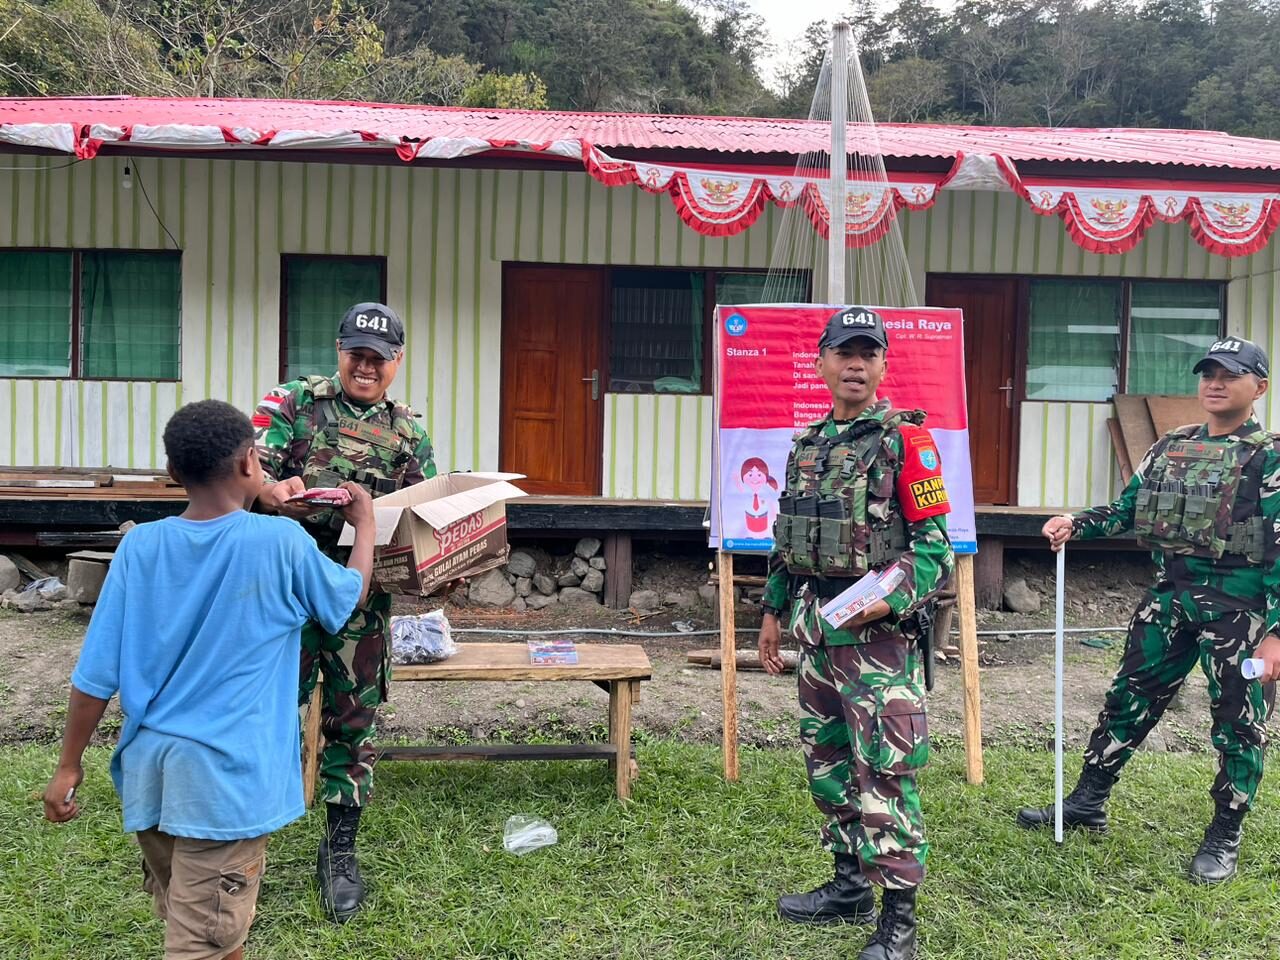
{"left": 258, "top": 387, "right": 288, "bottom": 412}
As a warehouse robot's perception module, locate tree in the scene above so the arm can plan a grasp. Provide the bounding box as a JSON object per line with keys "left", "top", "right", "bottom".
{"left": 868, "top": 57, "right": 949, "bottom": 122}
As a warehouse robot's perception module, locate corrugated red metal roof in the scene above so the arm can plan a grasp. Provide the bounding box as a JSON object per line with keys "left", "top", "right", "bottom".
{"left": 3, "top": 96, "right": 1280, "bottom": 171}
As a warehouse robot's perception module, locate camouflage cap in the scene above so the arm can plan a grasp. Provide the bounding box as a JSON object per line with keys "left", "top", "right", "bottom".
{"left": 1193, "top": 336, "right": 1269, "bottom": 379}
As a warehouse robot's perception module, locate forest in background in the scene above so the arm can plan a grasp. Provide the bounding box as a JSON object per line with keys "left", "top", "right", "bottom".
{"left": 2, "top": 0, "right": 1279, "bottom": 136}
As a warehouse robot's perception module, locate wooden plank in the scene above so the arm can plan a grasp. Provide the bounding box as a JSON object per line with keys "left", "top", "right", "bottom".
{"left": 1106, "top": 417, "right": 1134, "bottom": 484}
{"left": 4, "top": 553, "right": 49, "bottom": 581}
{"left": 686, "top": 648, "right": 799, "bottom": 672}
{"left": 390, "top": 642, "right": 651, "bottom": 682}
{"left": 36, "top": 532, "right": 125, "bottom": 548}
{"left": 718, "top": 550, "right": 739, "bottom": 782}
{"left": 65, "top": 550, "right": 115, "bottom": 562}
{"left": 954, "top": 554, "right": 985, "bottom": 785}
{"left": 708, "top": 573, "right": 767, "bottom": 586}
{"left": 1113, "top": 394, "right": 1157, "bottom": 472}
{"left": 609, "top": 680, "right": 634, "bottom": 800}
{"left": 1145, "top": 395, "right": 1204, "bottom": 436}
{"left": 301, "top": 683, "right": 323, "bottom": 808}
{"left": 507, "top": 499, "right": 707, "bottom": 531}
{"left": 378, "top": 743, "right": 629, "bottom": 762}
{"left": 0, "top": 479, "right": 98, "bottom": 489}
{"left": 603, "top": 532, "right": 632, "bottom": 610}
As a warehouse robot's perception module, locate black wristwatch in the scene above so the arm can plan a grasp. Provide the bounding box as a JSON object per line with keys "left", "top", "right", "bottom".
{"left": 762, "top": 604, "right": 785, "bottom": 619}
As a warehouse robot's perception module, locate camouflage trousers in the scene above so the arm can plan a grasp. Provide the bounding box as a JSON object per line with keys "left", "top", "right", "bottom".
{"left": 1084, "top": 581, "right": 1277, "bottom": 811}
{"left": 796, "top": 632, "right": 930, "bottom": 890}
{"left": 299, "top": 590, "right": 392, "bottom": 808}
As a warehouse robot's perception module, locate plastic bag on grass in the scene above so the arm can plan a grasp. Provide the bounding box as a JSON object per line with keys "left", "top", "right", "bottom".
{"left": 390, "top": 609, "right": 457, "bottom": 665}
{"left": 503, "top": 816, "right": 558, "bottom": 856}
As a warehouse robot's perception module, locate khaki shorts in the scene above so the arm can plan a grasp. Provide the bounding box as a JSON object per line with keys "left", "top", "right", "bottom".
{"left": 137, "top": 828, "right": 269, "bottom": 960}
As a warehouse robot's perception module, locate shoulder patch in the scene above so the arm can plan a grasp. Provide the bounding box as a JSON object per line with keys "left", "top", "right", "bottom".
{"left": 896, "top": 422, "right": 950, "bottom": 521}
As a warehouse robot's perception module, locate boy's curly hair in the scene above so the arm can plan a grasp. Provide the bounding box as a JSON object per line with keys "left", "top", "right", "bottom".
{"left": 163, "top": 400, "right": 254, "bottom": 485}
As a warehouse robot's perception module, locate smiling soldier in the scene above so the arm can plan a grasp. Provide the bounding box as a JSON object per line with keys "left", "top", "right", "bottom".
{"left": 759, "top": 306, "right": 955, "bottom": 960}
{"left": 1019, "top": 336, "right": 1280, "bottom": 885}
{"left": 253, "top": 302, "right": 435, "bottom": 922}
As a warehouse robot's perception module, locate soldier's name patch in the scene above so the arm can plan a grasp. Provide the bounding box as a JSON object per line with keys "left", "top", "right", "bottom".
{"left": 1167, "top": 441, "right": 1226, "bottom": 460}
{"left": 338, "top": 420, "right": 400, "bottom": 451}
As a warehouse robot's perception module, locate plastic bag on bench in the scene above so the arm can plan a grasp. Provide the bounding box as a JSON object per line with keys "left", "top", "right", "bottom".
{"left": 390, "top": 609, "right": 458, "bottom": 665}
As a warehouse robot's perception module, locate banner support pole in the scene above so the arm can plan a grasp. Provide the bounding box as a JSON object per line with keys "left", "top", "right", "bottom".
{"left": 954, "top": 553, "right": 985, "bottom": 784}
{"left": 718, "top": 550, "right": 739, "bottom": 781}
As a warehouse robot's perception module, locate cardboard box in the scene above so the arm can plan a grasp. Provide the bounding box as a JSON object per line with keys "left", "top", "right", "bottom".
{"left": 339, "top": 472, "right": 527, "bottom": 596}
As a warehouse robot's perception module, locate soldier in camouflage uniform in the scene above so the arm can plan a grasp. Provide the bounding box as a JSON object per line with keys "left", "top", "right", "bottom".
{"left": 758, "top": 307, "right": 955, "bottom": 960}
{"left": 255, "top": 302, "right": 435, "bottom": 922}
{"left": 1018, "top": 336, "right": 1280, "bottom": 885}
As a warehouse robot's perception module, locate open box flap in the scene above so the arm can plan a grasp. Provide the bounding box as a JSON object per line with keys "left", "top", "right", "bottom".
{"left": 409, "top": 480, "right": 528, "bottom": 528}
{"left": 337, "top": 505, "right": 404, "bottom": 546}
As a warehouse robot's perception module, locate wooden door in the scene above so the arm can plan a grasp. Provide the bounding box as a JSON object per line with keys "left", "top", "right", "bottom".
{"left": 926, "top": 276, "right": 1019, "bottom": 504}
{"left": 500, "top": 266, "right": 605, "bottom": 496}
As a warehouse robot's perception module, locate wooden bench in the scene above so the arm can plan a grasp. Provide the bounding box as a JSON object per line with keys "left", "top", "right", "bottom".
{"left": 302, "top": 642, "right": 652, "bottom": 803}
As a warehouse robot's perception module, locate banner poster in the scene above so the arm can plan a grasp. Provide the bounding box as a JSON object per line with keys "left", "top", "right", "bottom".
{"left": 709, "top": 303, "right": 978, "bottom": 556}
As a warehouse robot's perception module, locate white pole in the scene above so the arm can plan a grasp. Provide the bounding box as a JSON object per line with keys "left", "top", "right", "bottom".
{"left": 829, "top": 22, "right": 849, "bottom": 304}
{"left": 1054, "top": 545, "right": 1066, "bottom": 844}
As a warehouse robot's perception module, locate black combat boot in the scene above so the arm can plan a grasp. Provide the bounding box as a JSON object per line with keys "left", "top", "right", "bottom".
{"left": 777, "top": 852, "right": 877, "bottom": 925}
{"left": 317, "top": 803, "right": 366, "bottom": 922}
{"left": 1016, "top": 764, "right": 1115, "bottom": 832}
{"left": 857, "top": 886, "right": 917, "bottom": 960}
{"left": 1188, "top": 806, "right": 1244, "bottom": 884}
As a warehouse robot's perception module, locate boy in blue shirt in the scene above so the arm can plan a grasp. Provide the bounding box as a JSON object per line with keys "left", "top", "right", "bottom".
{"left": 43, "top": 400, "right": 376, "bottom": 960}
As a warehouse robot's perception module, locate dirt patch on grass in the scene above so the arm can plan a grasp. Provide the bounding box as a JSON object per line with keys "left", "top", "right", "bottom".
{"left": 0, "top": 548, "right": 1216, "bottom": 756}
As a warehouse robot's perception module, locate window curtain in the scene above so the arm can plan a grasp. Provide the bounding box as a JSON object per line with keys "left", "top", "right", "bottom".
{"left": 81, "top": 252, "right": 181, "bottom": 379}
{"left": 1026, "top": 280, "right": 1121, "bottom": 402}
{"left": 285, "top": 258, "right": 384, "bottom": 381}
{"left": 0, "top": 251, "right": 72, "bottom": 377}
{"left": 1127, "top": 282, "right": 1221, "bottom": 395}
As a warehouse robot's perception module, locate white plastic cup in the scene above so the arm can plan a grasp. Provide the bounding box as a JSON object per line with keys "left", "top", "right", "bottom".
{"left": 1241, "top": 658, "right": 1266, "bottom": 680}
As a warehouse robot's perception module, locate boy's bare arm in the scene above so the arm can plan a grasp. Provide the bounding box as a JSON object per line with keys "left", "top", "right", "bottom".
{"left": 43, "top": 687, "right": 110, "bottom": 822}
{"left": 340, "top": 482, "right": 376, "bottom": 606}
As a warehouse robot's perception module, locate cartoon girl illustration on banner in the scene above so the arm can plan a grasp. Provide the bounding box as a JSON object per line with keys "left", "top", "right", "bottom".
{"left": 737, "top": 457, "right": 779, "bottom": 535}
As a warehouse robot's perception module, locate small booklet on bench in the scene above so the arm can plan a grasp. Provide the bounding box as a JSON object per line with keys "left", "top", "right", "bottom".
{"left": 528, "top": 639, "right": 579, "bottom": 665}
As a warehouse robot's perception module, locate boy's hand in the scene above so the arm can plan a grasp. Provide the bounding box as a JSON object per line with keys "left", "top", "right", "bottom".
{"left": 43, "top": 765, "right": 83, "bottom": 823}
{"left": 263, "top": 477, "right": 327, "bottom": 519}
{"left": 340, "top": 482, "right": 375, "bottom": 528}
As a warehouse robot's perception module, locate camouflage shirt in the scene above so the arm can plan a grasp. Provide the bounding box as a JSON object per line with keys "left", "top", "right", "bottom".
{"left": 763, "top": 399, "right": 956, "bottom": 645}
{"left": 1072, "top": 417, "right": 1280, "bottom": 632}
{"left": 255, "top": 374, "right": 436, "bottom": 555}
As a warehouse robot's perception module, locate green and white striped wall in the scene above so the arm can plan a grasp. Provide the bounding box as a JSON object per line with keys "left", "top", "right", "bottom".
{"left": 0, "top": 153, "right": 1274, "bottom": 508}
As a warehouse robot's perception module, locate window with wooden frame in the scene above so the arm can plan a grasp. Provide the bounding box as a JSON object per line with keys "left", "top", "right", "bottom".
{"left": 606, "top": 268, "right": 809, "bottom": 395}
{"left": 1025, "top": 278, "right": 1224, "bottom": 402}
{"left": 0, "top": 249, "right": 182, "bottom": 380}
{"left": 280, "top": 255, "right": 387, "bottom": 382}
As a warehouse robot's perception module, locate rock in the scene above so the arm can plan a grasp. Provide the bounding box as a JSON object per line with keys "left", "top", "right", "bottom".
{"left": 698, "top": 584, "right": 718, "bottom": 608}
{"left": 67, "top": 559, "right": 110, "bottom": 604}
{"left": 512, "top": 597, "right": 527, "bottom": 612}
{"left": 558, "top": 586, "right": 600, "bottom": 606}
{"left": 574, "top": 537, "right": 602, "bottom": 559}
{"left": 118, "top": 520, "right": 137, "bottom": 533}
{"left": 1003, "top": 578, "right": 1041, "bottom": 614}
{"left": 571, "top": 556, "right": 591, "bottom": 578}
{"left": 0, "top": 556, "right": 19, "bottom": 594}
{"left": 468, "top": 569, "right": 516, "bottom": 608}
{"left": 506, "top": 549, "right": 537, "bottom": 579}
{"left": 502, "top": 570, "right": 516, "bottom": 584}
{"left": 515, "top": 577, "right": 532, "bottom": 597}
{"left": 581, "top": 569, "right": 605, "bottom": 593}
{"left": 526, "top": 593, "right": 557, "bottom": 611}
{"left": 589, "top": 556, "right": 607, "bottom": 571}
{"left": 533, "top": 573, "right": 557, "bottom": 596}
{"left": 40, "top": 581, "right": 68, "bottom": 602}
{"left": 13, "top": 591, "right": 52, "bottom": 613}
{"left": 557, "top": 572, "right": 582, "bottom": 588}
{"left": 664, "top": 590, "right": 698, "bottom": 608}
{"left": 628, "top": 589, "right": 661, "bottom": 614}
{"left": 515, "top": 699, "right": 526, "bottom": 709}
{"left": 1138, "top": 730, "right": 1168, "bottom": 753}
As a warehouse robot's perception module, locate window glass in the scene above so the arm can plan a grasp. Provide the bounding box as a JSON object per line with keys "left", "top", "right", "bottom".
{"left": 1026, "top": 280, "right": 1121, "bottom": 401}
{"left": 0, "top": 251, "right": 72, "bottom": 377}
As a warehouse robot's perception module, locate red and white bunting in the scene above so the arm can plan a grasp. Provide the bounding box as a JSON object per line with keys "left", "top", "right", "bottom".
{"left": 3, "top": 118, "right": 1279, "bottom": 257}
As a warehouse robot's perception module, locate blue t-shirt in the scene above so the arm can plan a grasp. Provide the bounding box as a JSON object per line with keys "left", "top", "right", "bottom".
{"left": 72, "top": 511, "right": 362, "bottom": 840}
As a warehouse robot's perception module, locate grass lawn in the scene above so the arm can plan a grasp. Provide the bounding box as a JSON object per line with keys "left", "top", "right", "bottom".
{"left": 2, "top": 742, "right": 1277, "bottom": 959}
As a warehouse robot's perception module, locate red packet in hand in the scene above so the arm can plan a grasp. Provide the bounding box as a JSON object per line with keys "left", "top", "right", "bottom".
{"left": 288, "top": 487, "right": 353, "bottom": 506}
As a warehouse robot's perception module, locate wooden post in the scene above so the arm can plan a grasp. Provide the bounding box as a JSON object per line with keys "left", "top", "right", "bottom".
{"left": 953, "top": 553, "right": 984, "bottom": 784}
{"left": 603, "top": 532, "right": 633, "bottom": 610}
{"left": 718, "top": 550, "right": 739, "bottom": 781}
{"left": 301, "top": 682, "right": 323, "bottom": 807}
{"left": 973, "top": 535, "right": 1004, "bottom": 609}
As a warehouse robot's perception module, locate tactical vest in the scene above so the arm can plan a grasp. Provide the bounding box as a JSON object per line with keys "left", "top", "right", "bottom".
{"left": 290, "top": 376, "right": 421, "bottom": 537}
{"left": 774, "top": 410, "right": 918, "bottom": 578}
{"left": 1133, "top": 424, "right": 1273, "bottom": 563}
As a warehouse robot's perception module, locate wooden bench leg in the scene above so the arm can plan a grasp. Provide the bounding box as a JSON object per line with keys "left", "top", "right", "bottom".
{"left": 608, "top": 679, "right": 634, "bottom": 801}
{"left": 301, "top": 683, "right": 323, "bottom": 808}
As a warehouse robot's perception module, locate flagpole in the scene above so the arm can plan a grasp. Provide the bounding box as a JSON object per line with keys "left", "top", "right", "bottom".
{"left": 829, "top": 22, "right": 848, "bottom": 304}
{"left": 1055, "top": 545, "right": 1066, "bottom": 844}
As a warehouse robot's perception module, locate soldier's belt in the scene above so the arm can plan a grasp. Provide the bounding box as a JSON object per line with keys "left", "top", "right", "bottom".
{"left": 801, "top": 575, "right": 861, "bottom": 602}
